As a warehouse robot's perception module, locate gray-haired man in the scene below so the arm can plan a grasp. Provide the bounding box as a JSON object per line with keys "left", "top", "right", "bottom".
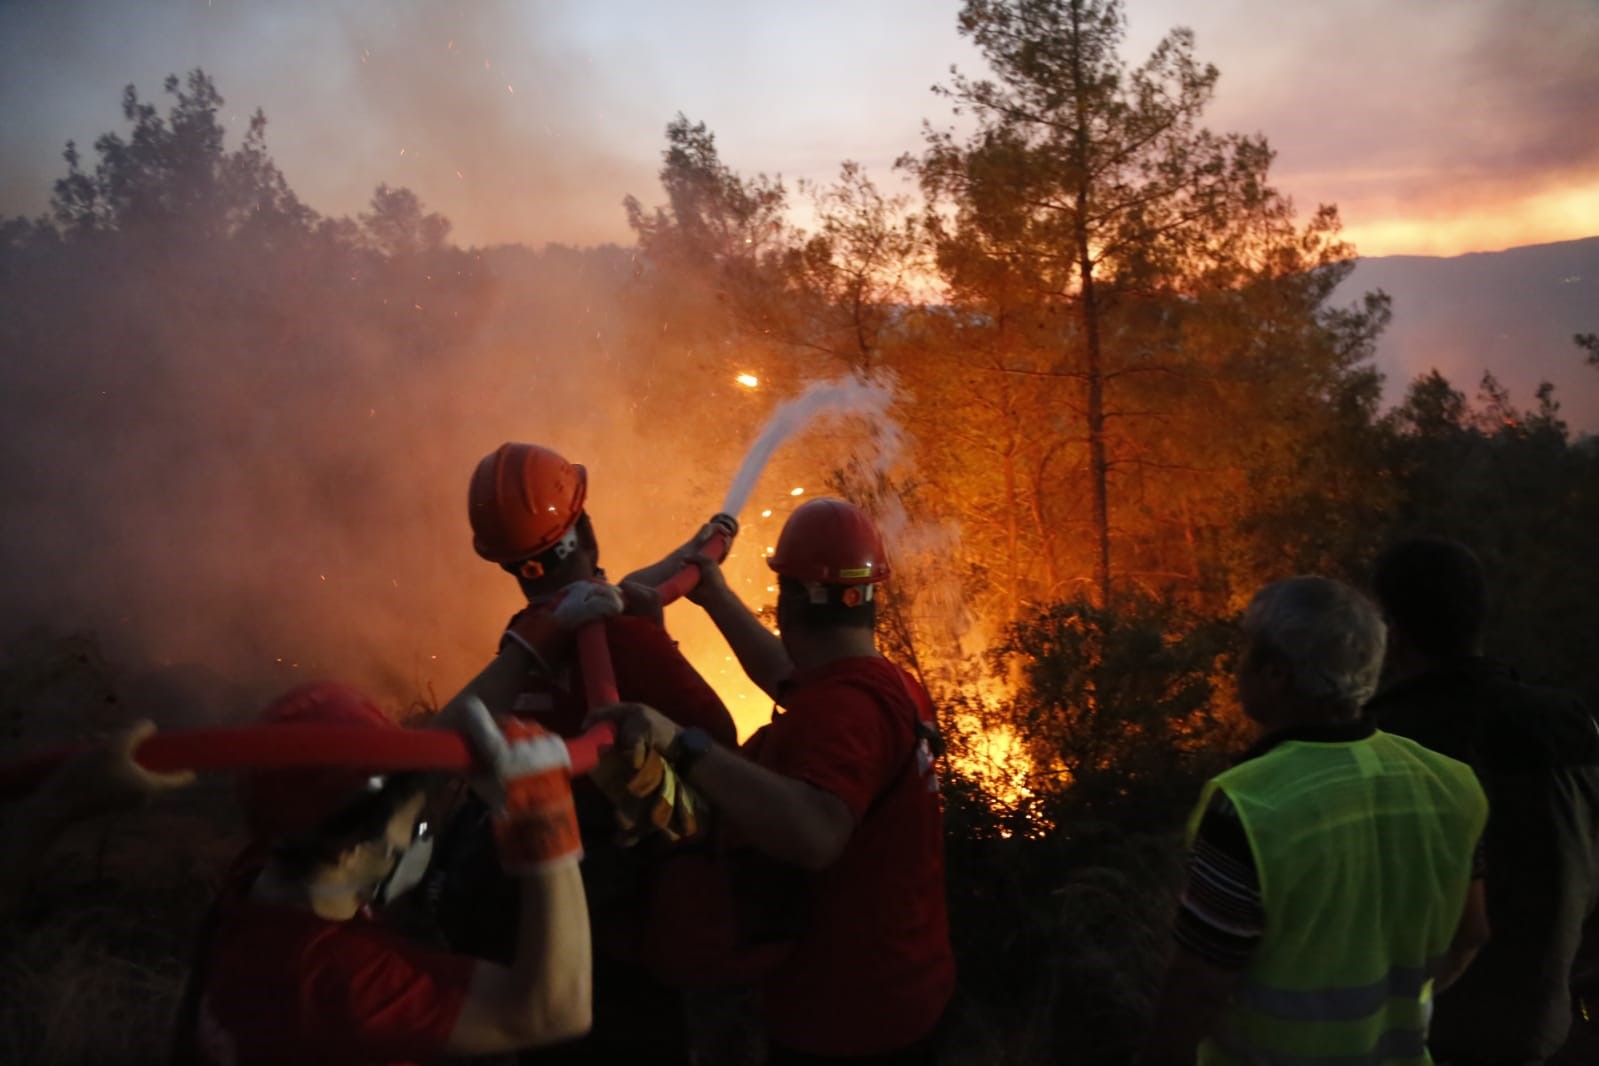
{"left": 1143, "top": 576, "right": 1490, "bottom": 1065}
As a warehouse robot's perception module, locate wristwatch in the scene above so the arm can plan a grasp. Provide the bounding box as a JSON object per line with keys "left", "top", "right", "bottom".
{"left": 668, "top": 727, "right": 715, "bottom": 780}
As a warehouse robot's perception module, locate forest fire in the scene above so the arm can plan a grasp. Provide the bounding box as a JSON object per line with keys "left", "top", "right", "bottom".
{"left": 1, "top": 1, "right": 1595, "bottom": 1062}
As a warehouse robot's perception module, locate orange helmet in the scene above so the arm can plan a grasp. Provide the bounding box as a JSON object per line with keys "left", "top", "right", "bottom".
{"left": 237, "top": 682, "right": 399, "bottom": 842}
{"left": 768, "top": 498, "right": 891, "bottom": 586}
{"left": 469, "top": 443, "right": 588, "bottom": 569}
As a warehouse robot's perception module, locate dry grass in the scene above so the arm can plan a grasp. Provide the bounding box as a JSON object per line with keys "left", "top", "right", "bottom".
{"left": 0, "top": 783, "right": 244, "bottom": 1065}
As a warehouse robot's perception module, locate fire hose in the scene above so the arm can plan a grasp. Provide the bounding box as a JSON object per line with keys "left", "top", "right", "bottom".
{"left": 0, "top": 523, "right": 734, "bottom": 801}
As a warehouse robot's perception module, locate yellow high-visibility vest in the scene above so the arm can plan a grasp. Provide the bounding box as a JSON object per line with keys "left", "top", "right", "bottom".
{"left": 1188, "top": 729, "right": 1487, "bottom": 1066}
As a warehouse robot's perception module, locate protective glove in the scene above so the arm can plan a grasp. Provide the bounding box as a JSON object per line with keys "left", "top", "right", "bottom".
{"left": 552, "top": 580, "right": 624, "bottom": 629}
{"left": 590, "top": 737, "right": 704, "bottom": 845}
{"left": 458, "top": 695, "right": 581, "bottom": 873}
{"left": 697, "top": 512, "right": 737, "bottom": 549}
{"left": 503, "top": 580, "right": 625, "bottom": 672}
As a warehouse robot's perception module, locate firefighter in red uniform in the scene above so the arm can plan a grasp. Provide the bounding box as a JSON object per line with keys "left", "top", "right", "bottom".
{"left": 426, "top": 442, "right": 738, "bottom": 1064}
{"left": 179, "top": 680, "right": 595, "bottom": 1066}
{"left": 463, "top": 442, "right": 737, "bottom": 745}
{"left": 593, "top": 497, "right": 956, "bottom": 1065}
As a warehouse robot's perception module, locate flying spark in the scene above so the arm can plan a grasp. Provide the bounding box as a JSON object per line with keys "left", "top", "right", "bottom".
{"left": 736, "top": 373, "right": 759, "bottom": 388}
{"left": 790, "top": 487, "right": 804, "bottom": 496}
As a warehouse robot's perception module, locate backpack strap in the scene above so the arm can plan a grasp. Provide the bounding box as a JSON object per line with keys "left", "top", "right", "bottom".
{"left": 860, "top": 666, "right": 943, "bottom": 822}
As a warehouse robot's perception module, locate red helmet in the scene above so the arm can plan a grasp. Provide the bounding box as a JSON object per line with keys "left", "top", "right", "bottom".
{"left": 767, "top": 498, "right": 891, "bottom": 585}
{"left": 237, "top": 682, "right": 399, "bottom": 842}
{"left": 469, "top": 443, "right": 588, "bottom": 565}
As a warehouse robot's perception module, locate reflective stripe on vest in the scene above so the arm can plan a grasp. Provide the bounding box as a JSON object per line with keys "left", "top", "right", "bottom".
{"left": 1236, "top": 957, "right": 1438, "bottom": 1021}
{"left": 1190, "top": 730, "right": 1486, "bottom": 1066}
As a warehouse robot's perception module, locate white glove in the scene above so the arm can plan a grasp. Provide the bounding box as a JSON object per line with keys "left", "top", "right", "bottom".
{"left": 553, "top": 580, "right": 625, "bottom": 630}
{"left": 457, "top": 694, "right": 572, "bottom": 810}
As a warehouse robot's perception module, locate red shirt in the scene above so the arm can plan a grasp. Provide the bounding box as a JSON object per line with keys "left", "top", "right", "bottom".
{"left": 193, "top": 863, "right": 475, "bottom": 1066}
{"left": 505, "top": 612, "right": 736, "bottom": 745}
{"left": 743, "top": 656, "right": 956, "bottom": 1056}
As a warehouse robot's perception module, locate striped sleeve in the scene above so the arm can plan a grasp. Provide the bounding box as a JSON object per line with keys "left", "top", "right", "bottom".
{"left": 1173, "top": 790, "right": 1265, "bottom": 970}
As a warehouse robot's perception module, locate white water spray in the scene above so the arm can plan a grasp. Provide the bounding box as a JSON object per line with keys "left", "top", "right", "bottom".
{"left": 718, "top": 377, "right": 898, "bottom": 519}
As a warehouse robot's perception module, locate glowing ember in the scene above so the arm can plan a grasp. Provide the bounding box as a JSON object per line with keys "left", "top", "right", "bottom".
{"left": 789, "top": 487, "right": 804, "bottom": 496}
{"left": 736, "top": 373, "right": 759, "bottom": 388}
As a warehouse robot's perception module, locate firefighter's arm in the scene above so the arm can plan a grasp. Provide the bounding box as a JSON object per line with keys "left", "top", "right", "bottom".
{"left": 445, "top": 863, "right": 592, "bottom": 1053}
{"left": 445, "top": 706, "right": 592, "bottom": 1053}
{"left": 1435, "top": 877, "right": 1490, "bottom": 992}
{"left": 619, "top": 516, "right": 738, "bottom": 592}
{"left": 588, "top": 703, "right": 851, "bottom": 871}
{"left": 433, "top": 646, "right": 538, "bottom": 735}
{"left": 1138, "top": 945, "right": 1242, "bottom": 1064}
{"left": 687, "top": 555, "right": 795, "bottom": 700}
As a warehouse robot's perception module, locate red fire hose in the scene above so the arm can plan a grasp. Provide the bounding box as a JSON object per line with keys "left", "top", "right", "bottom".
{"left": 0, "top": 523, "right": 734, "bottom": 801}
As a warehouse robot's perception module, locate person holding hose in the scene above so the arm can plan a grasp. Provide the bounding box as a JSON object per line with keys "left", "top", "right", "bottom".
{"left": 427, "top": 441, "right": 739, "bottom": 1064}
{"left": 463, "top": 442, "right": 737, "bottom": 747}
{"left": 178, "top": 672, "right": 599, "bottom": 1065}
{"left": 591, "top": 497, "right": 955, "bottom": 1065}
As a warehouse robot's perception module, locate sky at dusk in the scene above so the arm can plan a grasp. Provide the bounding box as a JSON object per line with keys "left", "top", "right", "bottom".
{"left": 1, "top": 0, "right": 1596, "bottom": 258}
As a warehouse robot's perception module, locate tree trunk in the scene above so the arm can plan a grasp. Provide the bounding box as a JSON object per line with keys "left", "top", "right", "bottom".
{"left": 1079, "top": 249, "right": 1110, "bottom": 606}
{"left": 1003, "top": 439, "right": 1021, "bottom": 617}
{"left": 1071, "top": 0, "right": 1112, "bottom": 607}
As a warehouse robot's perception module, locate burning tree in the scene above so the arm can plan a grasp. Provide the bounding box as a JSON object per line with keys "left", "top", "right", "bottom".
{"left": 903, "top": 0, "right": 1385, "bottom": 610}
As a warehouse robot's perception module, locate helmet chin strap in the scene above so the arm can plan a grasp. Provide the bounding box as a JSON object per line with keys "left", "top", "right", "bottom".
{"left": 516, "top": 524, "right": 583, "bottom": 580}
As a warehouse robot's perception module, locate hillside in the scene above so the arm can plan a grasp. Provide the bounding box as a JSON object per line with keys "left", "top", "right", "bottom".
{"left": 1337, "top": 237, "right": 1599, "bottom": 431}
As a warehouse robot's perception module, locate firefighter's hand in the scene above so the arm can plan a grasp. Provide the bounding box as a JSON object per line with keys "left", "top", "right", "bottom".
{"left": 590, "top": 740, "right": 704, "bottom": 844}
{"left": 45, "top": 720, "right": 195, "bottom": 822}
{"left": 683, "top": 552, "right": 730, "bottom": 607}
{"left": 584, "top": 701, "right": 682, "bottom": 755}
{"left": 673, "top": 516, "right": 737, "bottom": 564}
{"left": 704, "top": 513, "right": 738, "bottom": 546}
{"left": 552, "top": 580, "right": 624, "bottom": 630}
{"left": 458, "top": 697, "right": 581, "bottom": 872}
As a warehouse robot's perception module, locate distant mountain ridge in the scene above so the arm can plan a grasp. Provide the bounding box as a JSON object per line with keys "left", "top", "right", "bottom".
{"left": 1335, "top": 236, "right": 1599, "bottom": 431}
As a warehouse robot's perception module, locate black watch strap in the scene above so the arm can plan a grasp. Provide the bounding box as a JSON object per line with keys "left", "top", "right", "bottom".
{"left": 669, "top": 727, "right": 715, "bottom": 779}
